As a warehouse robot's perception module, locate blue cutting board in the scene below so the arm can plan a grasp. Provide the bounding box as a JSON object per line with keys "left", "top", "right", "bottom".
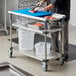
{"left": 12, "top": 8, "right": 53, "bottom": 17}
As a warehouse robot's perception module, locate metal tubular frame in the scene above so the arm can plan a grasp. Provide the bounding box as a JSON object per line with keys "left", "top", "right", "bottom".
{"left": 8, "top": 10, "right": 65, "bottom": 71}
{"left": 0, "top": 0, "right": 8, "bottom": 35}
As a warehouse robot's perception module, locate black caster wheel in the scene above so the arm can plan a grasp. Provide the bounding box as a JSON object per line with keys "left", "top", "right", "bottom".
{"left": 8, "top": 47, "right": 13, "bottom": 58}
{"left": 10, "top": 51, "right": 13, "bottom": 58}
{"left": 59, "top": 58, "right": 64, "bottom": 65}
{"left": 8, "top": 50, "right": 13, "bottom": 58}
{"left": 42, "top": 61, "right": 48, "bottom": 71}
{"left": 64, "top": 54, "right": 68, "bottom": 62}
{"left": 4, "top": 30, "right": 9, "bottom": 36}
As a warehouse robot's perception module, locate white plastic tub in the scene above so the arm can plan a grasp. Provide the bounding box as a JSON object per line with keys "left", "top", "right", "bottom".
{"left": 18, "top": 28, "right": 35, "bottom": 51}
{"left": 35, "top": 42, "right": 51, "bottom": 56}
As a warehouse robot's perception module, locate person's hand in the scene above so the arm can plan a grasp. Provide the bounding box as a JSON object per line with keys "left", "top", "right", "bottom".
{"left": 35, "top": 7, "right": 45, "bottom": 11}
{"left": 37, "top": 1, "right": 44, "bottom": 6}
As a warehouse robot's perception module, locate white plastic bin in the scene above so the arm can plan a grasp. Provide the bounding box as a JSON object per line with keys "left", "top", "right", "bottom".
{"left": 18, "top": 28, "right": 35, "bottom": 50}
{"left": 35, "top": 42, "right": 51, "bottom": 56}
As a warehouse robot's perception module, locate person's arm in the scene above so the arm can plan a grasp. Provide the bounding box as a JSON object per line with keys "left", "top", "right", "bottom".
{"left": 36, "top": 0, "right": 55, "bottom": 11}
{"left": 44, "top": 4, "right": 54, "bottom": 11}
{"left": 35, "top": 4, "right": 54, "bottom": 11}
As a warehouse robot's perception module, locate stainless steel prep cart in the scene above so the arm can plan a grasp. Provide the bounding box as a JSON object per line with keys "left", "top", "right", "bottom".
{"left": 8, "top": 9, "right": 65, "bottom": 71}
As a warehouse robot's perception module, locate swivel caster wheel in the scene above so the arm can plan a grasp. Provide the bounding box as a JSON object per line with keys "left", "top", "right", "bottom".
{"left": 59, "top": 58, "right": 64, "bottom": 65}
{"left": 8, "top": 47, "right": 13, "bottom": 58}
{"left": 8, "top": 50, "right": 13, "bottom": 58}
{"left": 42, "top": 61, "right": 48, "bottom": 71}
{"left": 64, "top": 54, "right": 69, "bottom": 62}
{"left": 4, "top": 30, "right": 9, "bottom": 36}
{"left": 10, "top": 51, "right": 13, "bottom": 58}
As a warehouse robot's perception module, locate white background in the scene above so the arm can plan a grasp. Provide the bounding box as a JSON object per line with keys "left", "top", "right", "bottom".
{"left": 70, "top": 0, "right": 76, "bottom": 26}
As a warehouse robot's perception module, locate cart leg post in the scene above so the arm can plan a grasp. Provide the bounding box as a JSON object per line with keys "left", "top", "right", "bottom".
{"left": 4, "top": 0, "right": 9, "bottom": 36}
{"left": 42, "top": 21, "right": 49, "bottom": 71}
{"left": 60, "top": 20, "right": 65, "bottom": 65}
{"left": 9, "top": 14, "right": 13, "bottom": 58}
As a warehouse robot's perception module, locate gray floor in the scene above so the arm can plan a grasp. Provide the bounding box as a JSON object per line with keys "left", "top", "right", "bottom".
{"left": 0, "top": 25, "right": 76, "bottom": 76}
